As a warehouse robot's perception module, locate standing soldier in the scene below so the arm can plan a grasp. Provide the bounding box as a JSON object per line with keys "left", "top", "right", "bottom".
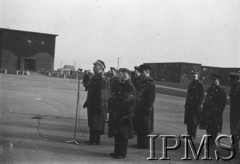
{"left": 229, "top": 73, "right": 240, "bottom": 154}
{"left": 102, "top": 71, "right": 111, "bottom": 123}
{"left": 131, "top": 66, "right": 142, "bottom": 91}
{"left": 83, "top": 60, "right": 106, "bottom": 145}
{"left": 131, "top": 66, "right": 142, "bottom": 132}
{"left": 108, "top": 68, "right": 136, "bottom": 159}
{"left": 108, "top": 67, "right": 120, "bottom": 138}
{"left": 184, "top": 72, "right": 204, "bottom": 139}
{"left": 200, "top": 74, "right": 227, "bottom": 146}
{"left": 135, "top": 64, "right": 155, "bottom": 149}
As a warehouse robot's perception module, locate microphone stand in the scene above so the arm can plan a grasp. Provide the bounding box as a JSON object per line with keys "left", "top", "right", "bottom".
{"left": 66, "top": 70, "right": 82, "bottom": 144}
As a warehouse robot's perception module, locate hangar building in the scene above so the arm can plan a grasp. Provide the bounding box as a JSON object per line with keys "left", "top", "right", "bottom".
{"left": 0, "top": 28, "right": 57, "bottom": 71}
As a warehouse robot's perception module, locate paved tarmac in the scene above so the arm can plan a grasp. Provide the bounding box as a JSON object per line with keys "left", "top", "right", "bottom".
{"left": 0, "top": 73, "right": 237, "bottom": 164}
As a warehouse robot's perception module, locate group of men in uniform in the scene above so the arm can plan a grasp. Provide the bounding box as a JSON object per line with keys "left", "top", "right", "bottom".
{"left": 184, "top": 71, "right": 240, "bottom": 154}
{"left": 83, "top": 59, "right": 155, "bottom": 159}
{"left": 82, "top": 59, "right": 240, "bottom": 159}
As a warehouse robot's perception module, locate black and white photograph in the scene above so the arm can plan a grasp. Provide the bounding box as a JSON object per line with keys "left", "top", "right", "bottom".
{"left": 0, "top": 0, "right": 240, "bottom": 163}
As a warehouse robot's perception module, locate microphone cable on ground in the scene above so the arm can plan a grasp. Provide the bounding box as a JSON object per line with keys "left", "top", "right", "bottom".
{"left": 35, "top": 115, "right": 67, "bottom": 143}
{"left": 33, "top": 113, "right": 87, "bottom": 143}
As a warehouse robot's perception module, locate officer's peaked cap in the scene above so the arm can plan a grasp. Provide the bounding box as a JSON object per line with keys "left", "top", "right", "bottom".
{"left": 93, "top": 60, "right": 106, "bottom": 69}
{"left": 110, "top": 67, "right": 117, "bottom": 72}
{"left": 119, "top": 68, "right": 132, "bottom": 75}
{"left": 191, "top": 71, "right": 199, "bottom": 75}
{"left": 139, "top": 64, "right": 152, "bottom": 71}
{"left": 134, "top": 66, "right": 140, "bottom": 71}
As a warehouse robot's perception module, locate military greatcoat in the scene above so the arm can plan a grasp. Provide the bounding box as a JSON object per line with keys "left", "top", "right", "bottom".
{"left": 131, "top": 74, "right": 142, "bottom": 91}
{"left": 200, "top": 84, "right": 227, "bottom": 133}
{"left": 184, "top": 80, "right": 204, "bottom": 126}
{"left": 108, "top": 75, "right": 120, "bottom": 138}
{"left": 230, "top": 82, "right": 240, "bottom": 135}
{"left": 136, "top": 76, "right": 155, "bottom": 134}
{"left": 82, "top": 73, "right": 91, "bottom": 90}
{"left": 83, "top": 72, "right": 106, "bottom": 133}
{"left": 108, "top": 79, "right": 136, "bottom": 140}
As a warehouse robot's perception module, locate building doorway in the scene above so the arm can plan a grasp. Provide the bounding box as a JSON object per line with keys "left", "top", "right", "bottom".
{"left": 23, "top": 59, "right": 36, "bottom": 70}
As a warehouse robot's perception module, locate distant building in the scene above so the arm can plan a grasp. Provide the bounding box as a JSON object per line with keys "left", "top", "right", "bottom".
{"left": 145, "top": 62, "right": 202, "bottom": 86}
{"left": 0, "top": 28, "right": 57, "bottom": 71}
{"left": 201, "top": 66, "right": 240, "bottom": 86}
{"left": 58, "top": 65, "right": 76, "bottom": 75}
{"left": 62, "top": 65, "right": 75, "bottom": 71}
{"left": 145, "top": 62, "right": 240, "bottom": 86}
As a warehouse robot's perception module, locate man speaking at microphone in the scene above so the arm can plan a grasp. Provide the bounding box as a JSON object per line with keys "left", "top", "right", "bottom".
{"left": 83, "top": 60, "right": 106, "bottom": 145}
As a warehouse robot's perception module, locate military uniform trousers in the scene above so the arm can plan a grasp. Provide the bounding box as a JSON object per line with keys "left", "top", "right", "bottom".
{"left": 114, "top": 129, "right": 128, "bottom": 157}
{"left": 187, "top": 124, "right": 198, "bottom": 139}
{"left": 206, "top": 119, "right": 219, "bottom": 146}
{"left": 137, "top": 133, "right": 149, "bottom": 149}
{"left": 186, "top": 112, "right": 198, "bottom": 139}
{"left": 230, "top": 102, "right": 240, "bottom": 153}
{"left": 232, "top": 134, "right": 240, "bottom": 153}
{"left": 113, "top": 120, "right": 132, "bottom": 157}
{"left": 136, "top": 115, "right": 151, "bottom": 149}
{"left": 88, "top": 128, "right": 101, "bottom": 144}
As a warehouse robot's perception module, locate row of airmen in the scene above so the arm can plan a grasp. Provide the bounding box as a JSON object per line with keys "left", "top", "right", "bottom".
{"left": 184, "top": 71, "right": 240, "bottom": 155}
{"left": 83, "top": 59, "right": 155, "bottom": 159}
{"left": 82, "top": 59, "right": 240, "bottom": 159}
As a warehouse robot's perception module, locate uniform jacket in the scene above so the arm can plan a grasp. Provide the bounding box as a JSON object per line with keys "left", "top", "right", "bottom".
{"left": 132, "top": 74, "right": 142, "bottom": 91}
{"left": 136, "top": 76, "right": 155, "bottom": 133}
{"left": 184, "top": 80, "right": 204, "bottom": 125}
{"left": 230, "top": 82, "right": 240, "bottom": 135}
{"left": 83, "top": 72, "right": 106, "bottom": 132}
{"left": 108, "top": 79, "right": 136, "bottom": 139}
{"left": 82, "top": 73, "right": 91, "bottom": 88}
{"left": 200, "top": 84, "right": 227, "bottom": 133}
{"left": 109, "top": 76, "right": 119, "bottom": 97}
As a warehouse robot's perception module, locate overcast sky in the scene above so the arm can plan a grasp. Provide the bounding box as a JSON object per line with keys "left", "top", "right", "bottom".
{"left": 1, "top": 0, "right": 240, "bottom": 70}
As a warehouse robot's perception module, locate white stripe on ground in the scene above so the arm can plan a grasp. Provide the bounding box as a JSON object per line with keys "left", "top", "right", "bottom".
{"left": 156, "top": 85, "right": 187, "bottom": 92}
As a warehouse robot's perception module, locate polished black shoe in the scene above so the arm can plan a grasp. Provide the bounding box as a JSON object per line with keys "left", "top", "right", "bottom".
{"left": 114, "top": 155, "right": 126, "bottom": 159}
